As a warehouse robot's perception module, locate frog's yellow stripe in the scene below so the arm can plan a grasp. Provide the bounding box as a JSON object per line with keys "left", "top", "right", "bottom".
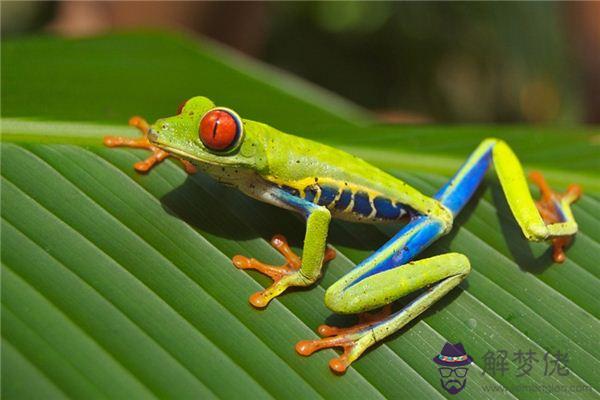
{"left": 268, "top": 176, "right": 384, "bottom": 202}
{"left": 270, "top": 176, "right": 414, "bottom": 221}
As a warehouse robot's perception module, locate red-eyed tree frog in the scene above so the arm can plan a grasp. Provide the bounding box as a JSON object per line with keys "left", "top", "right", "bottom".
{"left": 104, "top": 96, "right": 581, "bottom": 374}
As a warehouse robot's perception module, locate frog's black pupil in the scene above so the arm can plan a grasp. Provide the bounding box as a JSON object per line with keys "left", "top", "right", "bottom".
{"left": 212, "top": 120, "right": 219, "bottom": 139}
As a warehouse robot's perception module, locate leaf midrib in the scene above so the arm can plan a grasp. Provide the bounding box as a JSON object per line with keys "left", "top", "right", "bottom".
{"left": 1, "top": 118, "right": 598, "bottom": 192}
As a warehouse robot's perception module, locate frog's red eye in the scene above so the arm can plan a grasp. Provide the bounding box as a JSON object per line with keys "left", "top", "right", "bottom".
{"left": 176, "top": 99, "right": 189, "bottom": 114}
{"left": 199, "top": 108, "right": 243, "bottom": 152}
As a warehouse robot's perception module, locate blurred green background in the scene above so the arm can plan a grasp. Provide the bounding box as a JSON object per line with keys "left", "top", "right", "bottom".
{"left": 2, "top": 3, "right": 599, "bottom": 398}
{"left": 2, "top": 1, "right": 599, "bottom": 124}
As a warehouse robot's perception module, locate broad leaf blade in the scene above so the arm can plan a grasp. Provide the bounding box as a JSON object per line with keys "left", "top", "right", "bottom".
{"left": 2, "top": 32, "right": 599, "bottom": 399}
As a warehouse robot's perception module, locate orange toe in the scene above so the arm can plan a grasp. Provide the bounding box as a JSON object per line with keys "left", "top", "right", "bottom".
{"left": 128, "top": 115, "right": 150, "bottom": 133}
{"left": 232, "top": 255, "right": 251, "bottom": 269}
{"left": 232, "top": 234, "right": 336, "bottom": 308}
{"left": 104, "top": 116, "right": 195, "bottom": 174}
{"left": 270, "top": 235, "right": 302, "bottom": 269}
{"left": 296, "top": 306, "right": 392, "bottom": 373}
{"left": 529, "top": 171, "right": 582, "bottom": 263}
{"left": 295, "top": 335, "right": 355, "bottom": 374}
{"left": 249, "top": 291, "right": 270, "bottom": 308}
{"left": 329, "top": 358, "right": 350, "bottom": 374}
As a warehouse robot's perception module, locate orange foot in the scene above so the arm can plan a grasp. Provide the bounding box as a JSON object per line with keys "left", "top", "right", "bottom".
{"left": 296, "top": 305, "right": 392, "bottom": 373}
{"left": 232, "top": 235, "right": 336, "bottom": 308}
{"left": 529, "top": 171, "right": 582, "bottom": 263}
{"left": 104, "top": 116, "right": 197, "bottom": 173}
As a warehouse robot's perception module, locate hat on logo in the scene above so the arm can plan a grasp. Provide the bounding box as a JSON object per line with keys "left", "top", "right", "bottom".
{"left": 433, "top": 342, "right": 473, "bottom": 367}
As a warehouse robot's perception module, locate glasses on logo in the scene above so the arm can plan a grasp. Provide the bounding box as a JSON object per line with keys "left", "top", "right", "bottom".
{"left": 438, "top": 367, "right": 468, "bottom": 378}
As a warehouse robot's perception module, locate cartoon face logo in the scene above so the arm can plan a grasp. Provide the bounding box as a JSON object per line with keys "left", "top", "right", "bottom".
{"left": 433, "top": 342, "right": 473, "bottom": 395}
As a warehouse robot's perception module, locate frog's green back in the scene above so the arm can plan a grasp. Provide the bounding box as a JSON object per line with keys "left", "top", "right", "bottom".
{"left": 248, "top": 120, "right": 442, "bottom": 219}
{"left": 259, "top": 122, "right": 392, "bottom": 188}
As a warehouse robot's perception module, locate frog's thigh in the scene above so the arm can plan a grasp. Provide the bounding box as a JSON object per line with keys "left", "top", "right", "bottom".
{"left": 325, "top": 253, "right": 470, "bottom": 314}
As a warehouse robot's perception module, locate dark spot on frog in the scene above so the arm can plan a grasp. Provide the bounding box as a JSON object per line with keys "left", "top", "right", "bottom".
{"left": 353, "top": 191, "right": 372, "bottom": 216}
{"left": 314, "top": 177, "right": 318, "bottom": 182}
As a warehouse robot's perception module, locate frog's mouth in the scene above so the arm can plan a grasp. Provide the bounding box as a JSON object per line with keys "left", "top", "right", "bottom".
{"left": 147, "top": 128, "right": 160, "bottom": 143}
{"left": 147, "top": 128, "right": 193, "bottom": 161}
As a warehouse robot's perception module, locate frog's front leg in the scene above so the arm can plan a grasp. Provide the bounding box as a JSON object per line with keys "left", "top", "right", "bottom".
{"left": 233, "top": 188, "right": 336, "bottom": 308}
{"left": 104, "top": 116, "right": 197, "bottom": 173}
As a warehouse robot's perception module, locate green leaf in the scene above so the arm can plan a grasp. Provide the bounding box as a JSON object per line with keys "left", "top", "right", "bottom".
{"left": 2, "top": 32, "right": 599, "bottom": 399}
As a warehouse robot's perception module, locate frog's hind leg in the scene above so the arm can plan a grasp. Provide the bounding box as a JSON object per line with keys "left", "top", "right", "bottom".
{"left": 296, "top": 304, "right": 392, "bottom": 371}
{"left": 296, "top": 139, "right": 494, "bottom": 373}
{"left": 297, "top": 138, "right": 583, "bottom": 373}
{"left": 104, "top": 116, "right": 196, "bottom": 173}
{"left": 297, "top": 250, "right": 470, "bottom": 373}
{"left": 434, "top": 138, "right": 581, "bottom": 260}
{"left": 296, "top": 212, "right": 470, "bottom": 373}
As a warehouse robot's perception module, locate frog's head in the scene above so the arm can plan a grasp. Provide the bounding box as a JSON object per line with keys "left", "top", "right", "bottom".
{"left": 148, "top": 96, "right": 267, "bottom": 175}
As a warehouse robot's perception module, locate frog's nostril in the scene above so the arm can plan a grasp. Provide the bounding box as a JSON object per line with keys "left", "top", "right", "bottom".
{"left": 148, "top": 128, "right": 159, "bottom": 143}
